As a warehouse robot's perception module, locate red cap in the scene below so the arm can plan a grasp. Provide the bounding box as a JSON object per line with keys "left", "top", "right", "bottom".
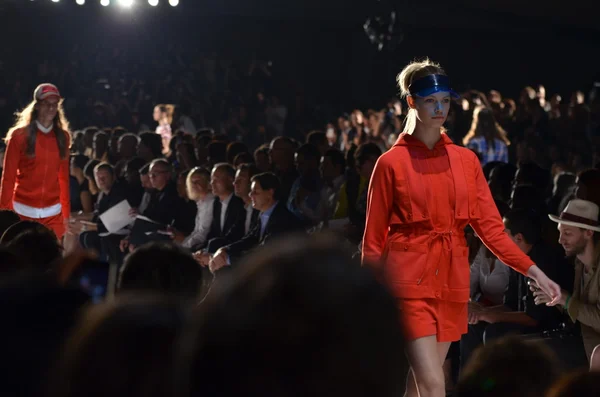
{"left": 34, "top": 84, "right": 62, "bottom": 101}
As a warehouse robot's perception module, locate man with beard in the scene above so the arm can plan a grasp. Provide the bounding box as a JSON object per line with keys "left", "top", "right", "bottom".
{"left": 535, "top": 199, "right": 600, "bottom": 363}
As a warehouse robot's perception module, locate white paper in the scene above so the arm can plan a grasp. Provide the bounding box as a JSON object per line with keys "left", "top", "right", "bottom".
{"left": 99, "top": 200, "right": 135, "bottom": 234}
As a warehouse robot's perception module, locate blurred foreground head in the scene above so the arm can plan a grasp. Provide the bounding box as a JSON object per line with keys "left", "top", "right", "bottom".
{"left": 174, "top": 233, "right": 406, "bottom": 397}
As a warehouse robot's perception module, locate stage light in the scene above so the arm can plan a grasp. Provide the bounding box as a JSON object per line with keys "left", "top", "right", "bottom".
{"left": 100, "top": 0, "right": 110, "bottom": 6}
{"left": 51, "top": 0, "right": 59, "bottom": 3}
{"left": 148, "top": 0, "right": 158, "bottom": 5}
{"left": 168, "top": 0, "right": 179, "bottom": 6}
{"left": 76, "top": 0, "right": 85, "bottom": 4}
{"left": 118, "top": 0, "right": 134, "bottom": 7}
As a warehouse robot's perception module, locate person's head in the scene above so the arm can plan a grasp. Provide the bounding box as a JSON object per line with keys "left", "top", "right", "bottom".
{"left": 70, "top": 154, "right": 89, "bottom": 178}
{"left": 5, "top": 228, "right": 61, "bottom": 275}
{"left": 119, "top": 242, "right": 202, "bottom": 299}
{"left": 48, "top": 295, "right": 185, "bottom": 397}
{"left": 139, "top": 163, "right": 153, "bottom": 190}
{"left": 123, "top": 157, "right": 146, "bottom": 185}
{"left": 306, "top": 130, "right": 328, "bottom": 156}
{"left": 83, "top": 159, "right": 101, "bottom": 189}
{"left": 269, "top": 137, "right": 296, "bottom": 170}
{"left": 513, "top": 162, "right": 548, "bottom": 192}
{"left": 553, "top": 172, "right": 576, "bottom": 198}
{"left": 173, "top": 234, "right": 405, "bottom": 397}
{"left": 83, "top": 127, "right": 98, "bottom": 150}
{"left": 206, "top": 141, "right": 228, "bottom": 166}
{"left": 295, "top": 143, "right": 321, "bottom": 176}
{"left": 233, "top": 151, "right": 254, "bottom": 168}
{"left": 509, "top": 184, "right": 544, "bottom": 212}
{"left": 488, "top": 163, "right": 517, "bottom": 203}
{"left": 210, "top": 163, "right": 235, "bottom": 198}
{"left": 234, "top": 163, "right": 259, "bottom": 201}
{"left": 503, "top": 209, "right": 542, "bottom": 253}
{"left": 575, "top": 168, "right": 600, "bottom": 207}
{"left": 254, "top": 144, "right": 271, "bottom": 172}
{"left": 320, "top": 148, "right": 346, "bottom": 182}
{"left": 186, "top": 167, "right": 211, "bottom": 201}
{"left": 0, "top": 210, "right": 20, "bottom": 241}
{"left": 149, "top": 159, "right": 172, "bottom": 191}
{"left": 109, "top": 127, "right": 127, "bottom": 155}
{"left": 138, "top": 132, "right": 163, "bottom": 162}
{"left": 94, "top": 162, "right": 115, "bottom": 194}
{"left": 117, "top": 133, "right": 139, "bottom": 159}
{"left": 176, "top": 142, "right": 197, "bottom": 170}
{"left": 354, "top": 142, "right": 382, "bottom": 179}
{"left": 5, "top": 83, "right": 70, "bottom": 160}
{"left": 455, "top": 336, "right": 559, "bottom": 397}
{"left": 93, "top": 131, "right": 109, "bottom": 160}
{"left": 550, "top": 199, "right": 599, "bottom": 258}
{"left": 397, "top": 59, "right": 458, "bottom": 134}
{"left": 249, "top": 172, "right": 280, "bottom": 211}
{"left": 153, "top": 104, "right": 174, "bottom": 125}
{"left": 226, "top": 141, "right": 249, "bottom": 165}
{"left": 547, "top": 370, "right": 600, "bottom": 397}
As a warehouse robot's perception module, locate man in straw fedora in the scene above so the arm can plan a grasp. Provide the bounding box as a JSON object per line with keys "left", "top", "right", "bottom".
{"left": 533, "top": 199, "right": 600, "bottom": 362}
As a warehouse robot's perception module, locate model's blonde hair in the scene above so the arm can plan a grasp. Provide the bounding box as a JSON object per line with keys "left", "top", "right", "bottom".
{"left": 5, "top": 98, "right": 71, "bottom": 159}
{"left": 462, "top": 106, "right": 511, "bottom": 147}
{"left": 396, "top": 58, "right": 446, "bottom": 135}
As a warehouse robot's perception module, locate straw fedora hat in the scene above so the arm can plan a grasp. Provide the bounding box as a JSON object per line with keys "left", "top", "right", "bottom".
{"left": 548, "top": 199, "right": 600, "bottom": 232}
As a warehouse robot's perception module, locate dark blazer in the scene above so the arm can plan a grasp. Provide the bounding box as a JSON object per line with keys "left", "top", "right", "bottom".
{"left": 204, "top": 194, "right": 247, "bottom": 247}
{"left": 92, "top": 181, "right": 129, "bottom": 234}
{"left": 225, "top": 201, "right": 305, "bottom": 260}
{"left": 142, "top": 181, "right": 196, "bottom": 234}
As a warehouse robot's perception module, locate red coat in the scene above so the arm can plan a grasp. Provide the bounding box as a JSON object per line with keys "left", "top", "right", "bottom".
{"left": 0, "top": 127, "right": 71, "bottom": 220}
{"left": 362, "top": 132, "right": 533, "bottom": 302}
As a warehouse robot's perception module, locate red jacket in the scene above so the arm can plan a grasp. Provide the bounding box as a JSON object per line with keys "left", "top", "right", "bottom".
{"left": 362, "top": 132, "right": 533, "bottom": 302}
{"left": 0, "top": 127, "right": 71, "bottom": 220}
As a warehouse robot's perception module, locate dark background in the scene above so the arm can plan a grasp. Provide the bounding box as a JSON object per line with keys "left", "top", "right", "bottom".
{"left": 2, "top": 0, "right": 600, "bottom": 109}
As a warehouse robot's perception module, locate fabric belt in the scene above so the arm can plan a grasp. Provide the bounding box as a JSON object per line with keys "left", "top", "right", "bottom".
{"left": 13, "top": 201, "right": 61, "bottom": 219}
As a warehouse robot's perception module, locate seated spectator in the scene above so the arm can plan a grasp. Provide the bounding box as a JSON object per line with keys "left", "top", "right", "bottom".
{"left": 269, "top": 137, "right": 298, "bottom": 201}
{"left": 0, "top": 277, "right": 89, "bottom": 397}
{"left": 253, "top": 144, "right": 271, "bottom": 172}
{"left": 122, "top": 157, "right": 146, "bottom": 208}
{"left": 178, "top": 167, "right": 214, "bottom": 250}
{"left": 118, "top": 242, "right": 202, "bottom": 300}
{"left": 174, "top": 234, "right": 405, "bottom": 397}
{"left": 47, "top": 296, "right": 185, "bottom": 397}
{"left": 232, "top": 151, "right": 254, "bottom": 167}
{"left": 461, "top": 209, "right": 566, "bottom": 369}
{"left": 287, "top": 143, "right": 323, "bottom": 227}
{"left": 114, "top": 133, "right": 139, "bottom": 178}
{"left": 1, "top": 220, "right": 55, "bottom": 245}
{"left": 488, "top": 163, "right": 517, "bottom": 204}
{"left": 137, "top": 132, "right": 163, "bottom": 164}
{"left": 69, "top": 154, "right": 93, "bottom": 214}
{"left": 83, "top": 159, "right": 101, "bottom": 204}
{"left": 93, "top": 131, "right": 109, "bottom": 162}
{"left": 455, "top": 336, "right": 559, "bottom": 397}
{"left": 306, "top": 130, "right": 329, "bottom": 156}
{"left": 537, "top": 199, "right": 600, "bottom": 363}
{"left": 135, "top": 163, "right": 154, "bottom": 215}
{"left": 195, "top": 163, "right": 247, "bottom": 253}
{"left": 0, "top": 247, "right": 24, "bottom": 278}
{"left": 547, "top": 370, "right": 600, "bottom": 397}
{"left": 226, "top": 141, "right": 249, "bottom": 165}
{"left": 176, "top": 142, "right": 198, "bottom": 171}
{"left": 547, "top": 171, "right": 576, "bottom": 216}
{"left": 5, "top": 228, "right": 63, "bottom": 275}
{"left": 200, "top": 172, "right": 304, "bottom": 272}
{"left": 124, "top": 159, "right": 195, "bottom": 251}
{"left": 233, "top": 163, "right": 260, "bottom": 235}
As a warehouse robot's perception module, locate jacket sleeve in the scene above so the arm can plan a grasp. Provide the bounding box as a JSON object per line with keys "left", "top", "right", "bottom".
{"left": 469, "top": 157, "right": 534, "bottom": 276}
{"left": 222, "top": 200, "right": 246, "bottom": 243}
{"left": 0, "top": 134, "right": 23, "bottom": 210}
{"left": 224, "top": 222, "right": 260, "bottom": 259}
{"left": 361, "top": 155, "right": 394, "bottom": 273}
{"left": 58, "top": 133, "right": 71, "bottom": 220}
{"left": 567, "top": 296, "right": 600, "bottom": 333}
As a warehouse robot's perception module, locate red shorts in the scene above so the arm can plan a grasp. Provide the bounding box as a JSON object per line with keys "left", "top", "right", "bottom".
{"left": 398, "top": 298, "right": 468, "bottom": 343}
{"left": 18, "top": 213, "right": 65, "bottom": 240}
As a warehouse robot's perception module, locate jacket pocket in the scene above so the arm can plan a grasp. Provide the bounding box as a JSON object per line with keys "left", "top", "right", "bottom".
{"left": 384, "top": 242, "right": 429, "bottom": 284}
{"left": 450, "top": 246, "right": 470, "bottom": 289}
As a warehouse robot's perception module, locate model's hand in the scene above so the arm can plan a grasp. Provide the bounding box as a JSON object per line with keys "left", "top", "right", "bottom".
{"left": 527, "top": 265, "right": 562, "bottom": 306}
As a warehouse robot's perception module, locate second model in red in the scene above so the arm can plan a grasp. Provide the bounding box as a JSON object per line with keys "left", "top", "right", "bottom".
{"left": 361, "top": 59, "right": 561, "bottom": 397}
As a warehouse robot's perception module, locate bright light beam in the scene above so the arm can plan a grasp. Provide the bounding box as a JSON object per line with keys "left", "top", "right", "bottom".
{"left": 119, "top": 0, "right": 134, "bottom": 7}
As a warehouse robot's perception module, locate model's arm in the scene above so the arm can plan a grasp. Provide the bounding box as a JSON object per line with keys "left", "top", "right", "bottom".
{"left": 0, "top": 134, "right": 23, "bottom": 210}
{"left": 362, "top": 156, "right": 394, "bottom": 275}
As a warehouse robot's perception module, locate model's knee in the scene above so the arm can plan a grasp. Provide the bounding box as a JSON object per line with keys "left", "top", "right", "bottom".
{"left": 415, "top": 368, "right": 445, "bottom": 396}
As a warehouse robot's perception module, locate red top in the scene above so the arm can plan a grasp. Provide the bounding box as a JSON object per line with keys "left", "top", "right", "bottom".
{"left": 362, "top": 132, "right": 533, "bottom": 302}
{"left": 0, "top": 127, "right": 71, "bottom": 220}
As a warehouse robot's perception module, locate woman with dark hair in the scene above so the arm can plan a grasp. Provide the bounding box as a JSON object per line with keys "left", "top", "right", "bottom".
{"left": 463, "top": 107, "right": 510, "bottom": 165}
{"left": 0, "top": 84, "right": 71, "bottom": 239}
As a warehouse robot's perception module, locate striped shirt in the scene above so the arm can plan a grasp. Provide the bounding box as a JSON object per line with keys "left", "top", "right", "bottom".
{"left": 466, "top": 137, "right": 508, "bottom": 165}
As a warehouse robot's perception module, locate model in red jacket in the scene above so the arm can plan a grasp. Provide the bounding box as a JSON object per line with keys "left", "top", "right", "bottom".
{"left": 0, "top": 84, "right": 71, "bottom": 239}
{"left": 362, "top": 60, "right": 561, "bottom": 397}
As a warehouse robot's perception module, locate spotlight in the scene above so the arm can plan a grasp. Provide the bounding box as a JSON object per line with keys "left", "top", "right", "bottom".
{"left": 168, "top": 0, "right": 179, "bottom": 6}
{"left": 76, "top": 0, "right": 85, "bottom": 4}
{"left": 100, "top": 0, "right": 109, "bottom": 6}
{"left": 148, "top": 0, "right": 158, "bottom": 5}
{"left": 119, "top": 0, "right": 134, "bottom": 6}
{"left": 51, "top": 0, "right": 59, "bottom": 2}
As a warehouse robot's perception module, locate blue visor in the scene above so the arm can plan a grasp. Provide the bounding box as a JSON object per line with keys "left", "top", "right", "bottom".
{"left": 408, "top": 74, "right": 460, "bottom": 99}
